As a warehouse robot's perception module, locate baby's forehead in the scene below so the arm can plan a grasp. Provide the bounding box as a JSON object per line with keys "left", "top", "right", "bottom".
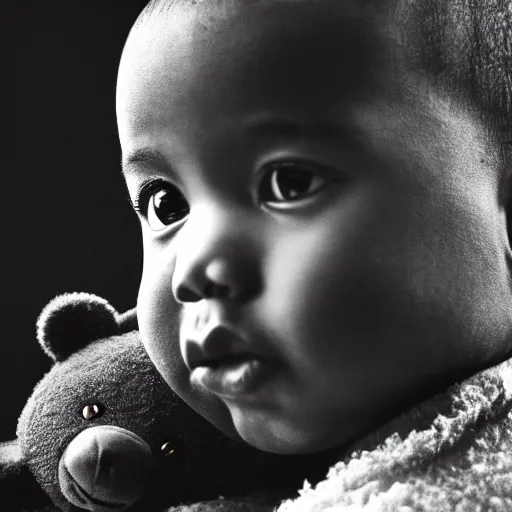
{"left": 127, "top": 0, "right": 470, "bottom": 83}
{"left": 120, "top": 0, "right": 402, "bottom": 132}
{"left": 125, "top": 0, "right": 511, "bottom": 140}
{"left": 127, "top": 0, "right": 403, "bottom": 88}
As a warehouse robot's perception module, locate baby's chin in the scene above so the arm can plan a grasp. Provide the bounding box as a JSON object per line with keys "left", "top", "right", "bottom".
{"left": 228, "top": 404, "right": 346, "bottom": 455}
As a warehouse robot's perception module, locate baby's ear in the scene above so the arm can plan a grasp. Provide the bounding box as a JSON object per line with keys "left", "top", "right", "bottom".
{"left": 0, "top": 440, "right": 53, "bottom": 509}
{"left": 36, "top": 292, "right": 122, "bottom": 362}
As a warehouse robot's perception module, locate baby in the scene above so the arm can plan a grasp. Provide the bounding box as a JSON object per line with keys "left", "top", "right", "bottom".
{"left": 116, "top": 0, "right": 512, "bottom": 461}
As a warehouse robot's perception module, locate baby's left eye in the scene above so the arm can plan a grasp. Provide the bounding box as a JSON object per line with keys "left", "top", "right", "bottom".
{"left": 258, "top": 162, "right": 328, "bottom": 205}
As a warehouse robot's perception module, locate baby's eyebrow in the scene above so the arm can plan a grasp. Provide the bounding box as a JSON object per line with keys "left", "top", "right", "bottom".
{"left": 121, "top": 147, "right": 171, "bottom": 180}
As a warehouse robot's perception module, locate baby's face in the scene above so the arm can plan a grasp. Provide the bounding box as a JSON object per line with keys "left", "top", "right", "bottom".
{"left": 117, "top": 1, "right": 512, "bottom": 453}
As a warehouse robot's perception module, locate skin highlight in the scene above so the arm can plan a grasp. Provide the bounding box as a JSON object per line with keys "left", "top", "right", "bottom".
{"left": 117, "top": 1, "right": 512, "bottom": 454}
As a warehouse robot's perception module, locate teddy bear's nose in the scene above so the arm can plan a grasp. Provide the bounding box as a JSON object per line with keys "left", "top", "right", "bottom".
{"left": 58, "top": 425, "right": 156, "bottom": 511}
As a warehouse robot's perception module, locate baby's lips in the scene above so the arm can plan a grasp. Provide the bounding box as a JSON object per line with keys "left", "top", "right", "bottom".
{"left": 58, "top": 425, "right": 156, "bottom": 511}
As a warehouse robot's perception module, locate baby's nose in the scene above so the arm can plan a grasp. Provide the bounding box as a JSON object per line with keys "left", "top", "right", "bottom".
{"left": 171, "top": 212, "right": 261, "bottom": 305}
{"left": 174, "top": 259, "right": 234, "bottom": 303}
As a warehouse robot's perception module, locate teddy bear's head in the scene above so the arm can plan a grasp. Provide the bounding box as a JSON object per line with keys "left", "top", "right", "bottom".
{"left": 1, "top": 293, "right": 333, "bottom": 512}
{"left": 18, "top": 293, "right": 194, "bottom": 511}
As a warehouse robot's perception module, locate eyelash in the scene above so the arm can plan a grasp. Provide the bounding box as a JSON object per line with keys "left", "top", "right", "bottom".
{"left": 131, "top": 178, "right": 168, "bottom": 216}
{"left": 132, "top": 177, "right": 190, "bottom": 226}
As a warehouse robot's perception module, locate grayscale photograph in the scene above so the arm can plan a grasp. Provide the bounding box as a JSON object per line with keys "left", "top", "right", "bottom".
{"left": 7, "top": 1, "right": 512, "bottom": 511}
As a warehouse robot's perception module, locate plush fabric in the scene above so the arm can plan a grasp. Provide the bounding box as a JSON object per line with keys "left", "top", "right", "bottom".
{"left": 166, "top": 354, "right": 512, "bottom": 512}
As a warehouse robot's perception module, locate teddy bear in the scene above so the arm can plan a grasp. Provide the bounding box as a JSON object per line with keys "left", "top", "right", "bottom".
{"left": 0, "top": 293, "right": 333, "bottom": 512}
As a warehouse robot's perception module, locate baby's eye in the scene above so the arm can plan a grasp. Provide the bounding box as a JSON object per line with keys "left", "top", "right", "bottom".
{"left": 259, "top": 162, "right": 328, "bottom": 205}
{"left": 133, "top": 179, "right": 189, "bottom": 231}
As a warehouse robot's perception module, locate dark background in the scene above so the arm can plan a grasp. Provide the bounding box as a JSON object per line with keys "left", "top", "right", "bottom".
{"left": 7, "top": 1, "right": 148, "bottom": 440}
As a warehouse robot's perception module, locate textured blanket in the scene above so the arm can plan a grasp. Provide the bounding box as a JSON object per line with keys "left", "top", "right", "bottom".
{"left": 170, "top": 354, "right": 512, "bottom": 512}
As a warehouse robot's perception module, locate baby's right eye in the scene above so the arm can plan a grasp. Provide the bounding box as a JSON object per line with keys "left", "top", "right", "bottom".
{"left": 133, "top": 178, "right": 189, "bottom": 231}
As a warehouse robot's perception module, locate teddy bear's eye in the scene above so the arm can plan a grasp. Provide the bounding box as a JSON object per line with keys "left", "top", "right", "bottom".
{"left": 161, "top": 441, "right": 175, "bottom": 456}
{"left": 82, "top": 404, "right": 103, "bottom": 420}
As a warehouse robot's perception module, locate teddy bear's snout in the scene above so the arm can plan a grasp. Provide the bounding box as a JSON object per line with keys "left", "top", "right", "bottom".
{"left": 58, "top": 425, "right": 156, "bottom": 511}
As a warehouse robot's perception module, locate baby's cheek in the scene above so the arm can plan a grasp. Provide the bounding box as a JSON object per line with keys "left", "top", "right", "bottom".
{"left": 137, "top": 256, "right": 183, "bottom": 374}
{"left": 264, "top": 221, "right": 361, "bottom": 335}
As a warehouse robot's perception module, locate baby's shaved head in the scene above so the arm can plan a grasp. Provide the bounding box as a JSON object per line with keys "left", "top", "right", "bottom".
{"left": 398, "top": 0, "right": 512, "bottom": 138}
{"left": 132, "top": 0, "right": 512, "bottom": 139}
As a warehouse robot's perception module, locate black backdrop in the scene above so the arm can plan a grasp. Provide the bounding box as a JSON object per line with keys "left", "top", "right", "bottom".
{"left": 7, "top": 1, "right": 148, "bottom": 441}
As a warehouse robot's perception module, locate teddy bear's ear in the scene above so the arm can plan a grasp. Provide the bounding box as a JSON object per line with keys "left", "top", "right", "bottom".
{"left": 0, "top": 440, "right": 54, "bottom": 509}
{"left": 37, "top": 292, "right": 122, "bottom": 362}
{"left": 117, "top": 307, "right": 138, "bottom": 333}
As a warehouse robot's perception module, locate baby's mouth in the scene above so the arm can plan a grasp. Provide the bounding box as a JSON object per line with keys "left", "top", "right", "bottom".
{"left": 190, "top": 358, "right": 275, "bottom": 397}
{"left": 183, "top": 324, "right": 249, "bottom": 369}
{"left": 183, "top": 325, "right": 278, "bottom": 398}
